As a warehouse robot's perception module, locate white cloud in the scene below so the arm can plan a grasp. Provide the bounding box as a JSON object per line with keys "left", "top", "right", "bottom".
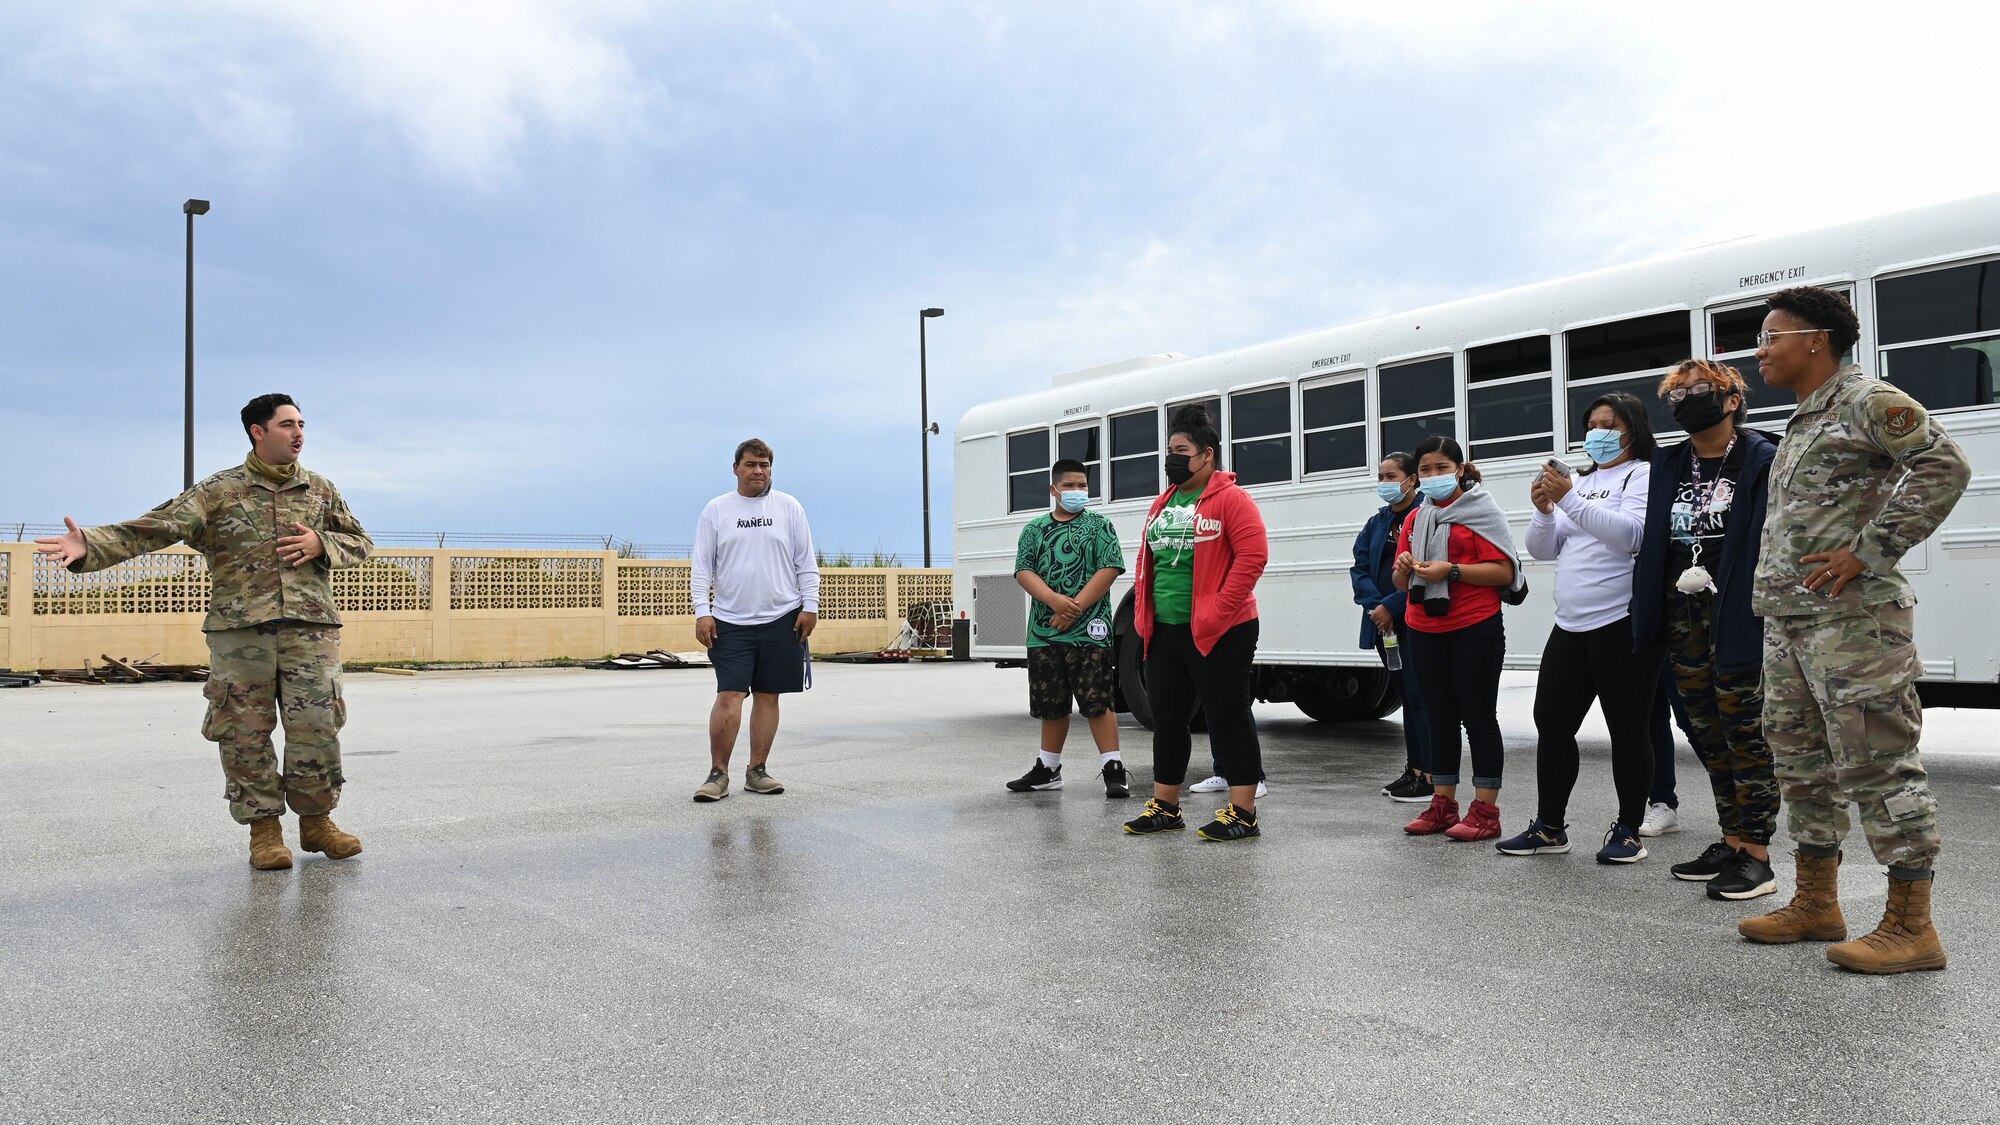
{"left": 223, "top": 0, "right": 658, "bottom": 182}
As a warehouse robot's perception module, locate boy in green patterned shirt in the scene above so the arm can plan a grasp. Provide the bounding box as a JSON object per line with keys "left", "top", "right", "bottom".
{"left": 1006, "top": 459, "right": 1129, "bottom": 797}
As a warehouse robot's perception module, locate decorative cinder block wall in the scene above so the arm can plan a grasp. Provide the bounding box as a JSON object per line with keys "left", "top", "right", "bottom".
{"left": 0, "top": 545, "right": 953, "bottom": 670}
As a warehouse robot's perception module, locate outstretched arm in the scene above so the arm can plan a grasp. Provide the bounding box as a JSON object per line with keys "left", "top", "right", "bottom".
{"left": 38, "top": 493, "right": 208, "bottom": 573}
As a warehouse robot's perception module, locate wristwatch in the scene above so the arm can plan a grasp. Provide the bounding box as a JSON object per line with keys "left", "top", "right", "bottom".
{"left": 1448, "top": 563, "right": 1462, "bottom": 582}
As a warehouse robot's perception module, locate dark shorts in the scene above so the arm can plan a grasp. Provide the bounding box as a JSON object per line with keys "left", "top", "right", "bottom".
{"left": 1027, "top": 643, "right": 1115, "bottom": 720}
{"left": 712, "top": 608, "right": 807, "bottom": 695}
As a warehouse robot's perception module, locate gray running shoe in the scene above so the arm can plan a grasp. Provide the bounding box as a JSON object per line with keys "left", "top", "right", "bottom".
{"left": 693, "top": 768, "right": 730, "bottom": 802}
{"left": 744, "top": 765, "right": 785, "bottom": 795}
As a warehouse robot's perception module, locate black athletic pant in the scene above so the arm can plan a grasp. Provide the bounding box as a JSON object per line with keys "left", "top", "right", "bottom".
{"left": 1403, "top": 614, "right": 1506, "bottom": 788}
{"left": 1148, "top": 619, "right": 1262, "bottom": 789}
{"left": 1533, "top": 615, "right": 1666, "bottom": 830}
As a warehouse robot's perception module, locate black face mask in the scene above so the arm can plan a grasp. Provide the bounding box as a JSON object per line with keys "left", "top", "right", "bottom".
{"left": 1672, "top": 393, "right": 1730, "bottom": 435}
{"left": 1164, "top": 453, "right": 1196, "bottom": 486}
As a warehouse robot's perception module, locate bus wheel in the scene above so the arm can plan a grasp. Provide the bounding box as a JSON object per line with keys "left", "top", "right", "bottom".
{"left": 1118, "top": 625, "right": 1155, "bottom": 731}
{"left": 1293, "top": 669, "right": 1398, "bottom": 723}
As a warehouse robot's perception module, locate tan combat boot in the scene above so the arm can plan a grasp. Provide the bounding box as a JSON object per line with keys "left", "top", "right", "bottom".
{"left": 1827, "top": 876, "right": 1946, "bottom": 974}
{"left": 298, "top": 813, "right": 364, "bottom": 860}
{"left": 1738, "top": 852, "right": 1846, "bottom": 944}
{"left": 248, "top": 816, "right": 294, "bottom": 870}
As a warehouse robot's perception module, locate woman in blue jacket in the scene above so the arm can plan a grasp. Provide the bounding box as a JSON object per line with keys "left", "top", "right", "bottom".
{"left": 1631, "top": 359, "right": 1780, "bottom": 901}
{"left": 1352, "top": 452, "right": 1432, "bottom": 803}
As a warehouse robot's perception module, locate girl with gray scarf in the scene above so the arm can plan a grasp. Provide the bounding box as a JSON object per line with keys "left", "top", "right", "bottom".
{"left": 1393, "top": 436, "right": 1523, "bottom": 843}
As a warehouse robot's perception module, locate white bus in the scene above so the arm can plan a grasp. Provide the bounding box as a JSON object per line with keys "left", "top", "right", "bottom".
{"left": 952, "top": 192, "right": 2000, "bottom": 725}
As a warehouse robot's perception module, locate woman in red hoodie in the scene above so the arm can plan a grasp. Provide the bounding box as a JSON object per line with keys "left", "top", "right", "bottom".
{"left": 1122, "top": 404, "right": 1270, "bottom": 841}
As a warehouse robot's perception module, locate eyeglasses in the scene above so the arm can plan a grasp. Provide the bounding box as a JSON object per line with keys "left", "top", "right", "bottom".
{"left": 1755, "top": 328, "right": 1822, "bottom": 348}
{"left": 1666, "top": 380, "right": 1716, "bottom": 403}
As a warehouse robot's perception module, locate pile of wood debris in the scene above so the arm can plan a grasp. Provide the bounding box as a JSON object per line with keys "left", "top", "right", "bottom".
{"left": 39, "top": 654, "right": 210, "bottom": 685}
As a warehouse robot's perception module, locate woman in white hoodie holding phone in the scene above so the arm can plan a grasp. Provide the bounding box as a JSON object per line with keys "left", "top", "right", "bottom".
{"left": 1498, "top": 392, "right": 1664, "bottom": 866}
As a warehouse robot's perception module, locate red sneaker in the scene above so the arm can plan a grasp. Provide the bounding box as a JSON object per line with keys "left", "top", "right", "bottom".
{"left": 1445, "top": 799, "right": 1502, "bottom": 841}
{"left": 1404, "top": 794, "right": 1461, "bottom": 835}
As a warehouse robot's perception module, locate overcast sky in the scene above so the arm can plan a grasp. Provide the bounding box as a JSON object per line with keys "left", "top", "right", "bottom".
{"left": 4, "top": 1, "right": 1994, "bottom": 557}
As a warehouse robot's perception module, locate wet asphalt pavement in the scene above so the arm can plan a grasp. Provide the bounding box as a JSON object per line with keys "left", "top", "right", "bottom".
{"left": 4, "top": 662, "right": 1999, "bottom": 1123}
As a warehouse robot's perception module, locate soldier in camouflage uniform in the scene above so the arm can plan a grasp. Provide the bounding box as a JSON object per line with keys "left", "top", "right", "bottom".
{"left": 36, "top": 394, "right": 373, "bottom": 871}
{"left": 1736, "top": 287, "right": 1970, "bottom": 974}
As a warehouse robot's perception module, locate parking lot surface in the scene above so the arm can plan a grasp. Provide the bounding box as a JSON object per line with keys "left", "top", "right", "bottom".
{"left": 5, "top": 663, "right": 1998, "bottom": 1123}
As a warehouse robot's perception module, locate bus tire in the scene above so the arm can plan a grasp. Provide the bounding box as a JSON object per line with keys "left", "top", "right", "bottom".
{"left": 1118, "top": 622, "right": 1155, "bottom": 731}
{"left": 1115, "top": 601, "right": 1206, "bottom": 733}
{"left": 1293, "top": 669, "right": 1398, "bottom": 723}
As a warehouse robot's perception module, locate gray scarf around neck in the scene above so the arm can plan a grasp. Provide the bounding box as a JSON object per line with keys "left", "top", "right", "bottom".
{"left": 1408, "top": 482, "right": 1526, "bottom": 614}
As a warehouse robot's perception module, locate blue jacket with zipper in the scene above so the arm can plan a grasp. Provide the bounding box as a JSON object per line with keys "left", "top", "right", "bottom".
{"left": 1630, "top": 428, "right": 1777, "bottom": 674}
{"left": 1351, "top": 502, "right": 1417, "bottom": 649}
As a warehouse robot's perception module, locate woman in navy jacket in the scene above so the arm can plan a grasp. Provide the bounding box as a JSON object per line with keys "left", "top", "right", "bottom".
{"left": 1352, "top": 452, "right": 1432, "bottom": 803}
{"left": 1631, "top": 359, "right": 1780, "bottom": 901}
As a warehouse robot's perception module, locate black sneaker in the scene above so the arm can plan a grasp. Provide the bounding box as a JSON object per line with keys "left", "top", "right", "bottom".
{"left": 1196, "top": 803, "right": 1261, "bottom": 842}
{"left": 1381, "top": 767, "right": 1417, "bottom": 796}
{"left": 1100, "top": 759, "right": 1130, "bottom": 799}
{"left": 1671, "top": 840, "right": 1738, "bottom": 882}
{"left": 1122, "top": 798, "right": 1185, "bottom": 834}
{"left": 1707, "top": 851, "right": 1778, "bottom": 901}
{"left": 1386, "top": 772, "right": 1435, "bottom": 804}
{"left": 1006, "top": 760, "right": 1063, "bottom": 792}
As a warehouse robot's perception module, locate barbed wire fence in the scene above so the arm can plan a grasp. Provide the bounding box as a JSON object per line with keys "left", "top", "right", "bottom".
{"left": 2, "top": 523, "right": 951, "bottom": 567}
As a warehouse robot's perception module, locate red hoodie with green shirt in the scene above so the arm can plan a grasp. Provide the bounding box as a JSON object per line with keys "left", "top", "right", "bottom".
{"left": 1134, "top": 470, "right": 1269, "bottom": 656}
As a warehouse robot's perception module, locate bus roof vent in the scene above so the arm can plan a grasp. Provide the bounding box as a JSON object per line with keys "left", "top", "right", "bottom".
{"left": 1049, "top": 353, "right": 1188, "bottom": 387}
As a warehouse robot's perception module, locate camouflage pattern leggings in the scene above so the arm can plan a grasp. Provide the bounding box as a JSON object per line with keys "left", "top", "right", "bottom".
{"left": 1665, "top": 590, "right": 1777, "bottom": 845}
{"left": 1762, "top": 598, "right": 1938, "bottom": 873}
{"left": 202, "top": 622, "right": 347, "bottom": 824}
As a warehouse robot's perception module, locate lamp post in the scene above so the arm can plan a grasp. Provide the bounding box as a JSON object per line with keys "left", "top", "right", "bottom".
{"left": 919, "top": 307, "right": 944, "bottom": 568}
{"left": 182, "top": 198, "right": 210, "bottom": 491}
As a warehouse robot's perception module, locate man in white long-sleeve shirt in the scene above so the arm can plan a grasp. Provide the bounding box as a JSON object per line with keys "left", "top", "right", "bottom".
{"left": 689, "top": 438, "right": 821, "bottom": 802}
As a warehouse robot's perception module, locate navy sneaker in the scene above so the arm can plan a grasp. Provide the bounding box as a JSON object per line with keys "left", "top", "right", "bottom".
{"left": 1495, "top": 818, "right": 1571, "bottom": 856}
{"left": 1595, "top": 822, "right": 1648, "bottom": 865}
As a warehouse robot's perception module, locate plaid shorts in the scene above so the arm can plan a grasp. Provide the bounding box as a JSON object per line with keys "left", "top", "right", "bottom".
{"left": 1027, "top": 643, "right": 1116, "bottom": 720}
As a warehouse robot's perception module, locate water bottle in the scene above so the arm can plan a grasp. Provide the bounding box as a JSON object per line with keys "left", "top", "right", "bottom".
{"left": 1381, "top": 631, "right": 1402, "bottom": 671}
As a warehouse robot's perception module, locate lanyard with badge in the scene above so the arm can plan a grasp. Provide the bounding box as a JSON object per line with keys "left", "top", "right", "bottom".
{"left": 1674, "top": 434, "right": 1736, "bottom": 595}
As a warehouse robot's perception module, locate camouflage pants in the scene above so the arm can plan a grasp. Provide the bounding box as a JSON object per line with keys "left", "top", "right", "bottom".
{"left": 202, "top": 622, "right": 347, "bottom": 825}
{"left": 1763, "top": 598, "right": 1938, "bottom": 873}
{"left": 1666, "top": 590, "right": 1777, "bottom": 845}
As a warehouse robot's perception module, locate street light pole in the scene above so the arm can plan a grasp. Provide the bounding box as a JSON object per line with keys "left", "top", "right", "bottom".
{"left": 182, "top": 198, "right": 210, "bottom": 491}
{"left": 919, "top": 307, "right": 944, "bottom": 568}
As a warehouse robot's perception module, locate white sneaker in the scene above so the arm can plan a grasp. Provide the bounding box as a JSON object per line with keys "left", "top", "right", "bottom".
{"left": 1189, "top": 776, "right": 1267, "bottom": 797}
{"left": 1638, "top": 802, "right": 1679, "bottom": 837}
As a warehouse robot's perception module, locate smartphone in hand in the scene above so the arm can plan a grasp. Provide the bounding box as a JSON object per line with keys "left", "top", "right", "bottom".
{"left": 1542, "top": 458, "right": 1572, "bottom": 479}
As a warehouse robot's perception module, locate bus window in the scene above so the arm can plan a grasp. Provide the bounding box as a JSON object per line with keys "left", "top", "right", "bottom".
{"left": 1302, "top": 375, "right": 1367, "bottom": 475}
{"left": 1377, "top": 356, "right": 1454, "bottom": 457}
{"left": 1229, "top": 386, "right": 1291, "bottom": 485}
{"left": 1564, "top": 311, "right": 1690, "bottom": 440}
{"left": 1877, "top": 259, "right": 2000, "bottom": 411}
{"left": 1057, "top": 423, "right": 1103, "bottom": 497}
{"left": 1007, "top": 428, "right": 1050, "bottom": 513}
{"left": 1466, "top": 335, "right": 1553, "bottom": 461}
{"left": 1109, "top": 408, "right": 1159, "bottom": 501}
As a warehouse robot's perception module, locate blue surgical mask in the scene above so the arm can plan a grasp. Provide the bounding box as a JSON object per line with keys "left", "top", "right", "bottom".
{"left": 1376, "top": 482, "right": 1407, "bottom": 505}
{"left": 1417, "top": 475, "right": 1459, "bottom": 502}
{"left": 1583, "top": 428, "right": 1626, "bottom": 465}
{"left": 1058, "top": 491, "right": 1091, "bottom": 513}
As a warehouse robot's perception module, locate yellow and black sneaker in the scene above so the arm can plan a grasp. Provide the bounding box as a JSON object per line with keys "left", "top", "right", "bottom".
{"left": 1122, "top": 798, "right": 1185, "bottom": 834}
{"left": 1196, "top": 803, "right": 1261, "bottom": 842}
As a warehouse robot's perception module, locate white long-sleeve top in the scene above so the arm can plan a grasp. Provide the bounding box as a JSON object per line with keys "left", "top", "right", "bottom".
{"left": 1525, "top": 459, "right": 1650, "bottom": 633}
{"left": 690, "top": 489, "right": 821, "bottom": 625}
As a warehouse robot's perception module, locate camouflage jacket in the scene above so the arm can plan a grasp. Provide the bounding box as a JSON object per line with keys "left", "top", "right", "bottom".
{"left": 1753, "top": 364, "right": 1970, "bottom": 617}
{"left": 73, "top": 462, "right": 373, "bottom": 632}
